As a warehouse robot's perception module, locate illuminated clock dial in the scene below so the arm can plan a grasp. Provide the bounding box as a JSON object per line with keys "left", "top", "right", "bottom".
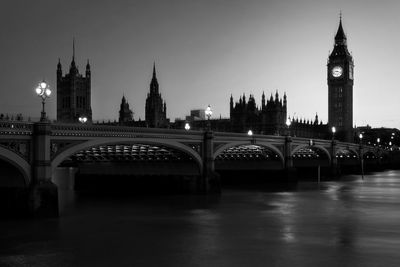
{"left": 332, "top": 66, "right": 343, "bottom": 78}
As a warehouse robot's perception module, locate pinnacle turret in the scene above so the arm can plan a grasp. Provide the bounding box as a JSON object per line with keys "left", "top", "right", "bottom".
{"left": 335, "top": 16, "right": 347, "bottom": 45}
{"left": 152, "top": 62, "right": 157, "bottom": 79}
{"left": 69, "top": 38, "right": 78, "bottom": 73}
{"left": 57, "top": 58, "right": 62, "bottom": 76}
{"left": 150, "top": 62, "right": 159, "bottom": 94}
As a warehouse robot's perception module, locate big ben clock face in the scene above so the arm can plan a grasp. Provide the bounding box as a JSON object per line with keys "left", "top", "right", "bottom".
{"left": 332, "top": 66, "right": 343, "bottom": 78}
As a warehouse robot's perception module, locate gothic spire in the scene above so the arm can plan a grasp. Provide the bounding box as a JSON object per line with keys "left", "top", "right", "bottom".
{"left": 150, "top": 62, "right": 159, "bottom": 94}
{"left": 335, "top": 14, "right": 347, "bottom": 45}
{"left": 70, "top": 38, "right": 77, "bottom": 72}
{"left": 283, "top": 92, "right": 287, "bottom": 106}
{"left": 57, "top": 58, "right": 62, "bottom": 76}
{"left": 153, "top": 62, "right": 157, "bottom": 79}
{"left": 86, "top": 59, "right": 91, "bottom": 74}
{"left": 73, "top": 37, "right": 75, "bottom": 61}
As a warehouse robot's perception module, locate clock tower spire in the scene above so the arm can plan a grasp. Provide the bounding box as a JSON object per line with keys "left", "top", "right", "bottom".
{"left": 327, "top": 15, "right": 354, "bottom": 142}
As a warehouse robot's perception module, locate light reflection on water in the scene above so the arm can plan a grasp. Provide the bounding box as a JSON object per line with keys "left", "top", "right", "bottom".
{"left": 1, "top": 170, "right": 400, "bottom": 266}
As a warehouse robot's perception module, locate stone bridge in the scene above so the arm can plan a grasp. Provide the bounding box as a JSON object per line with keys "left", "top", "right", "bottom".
{"left": 0, "top": 121, "right": 381, "bottom": 216}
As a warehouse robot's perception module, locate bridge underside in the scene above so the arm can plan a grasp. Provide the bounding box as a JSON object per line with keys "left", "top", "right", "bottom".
{"left": 0, "top": 159, "right": 26, "bottom": 187}
{"left": 59, "top": 143, "right": 200, "bottom": 176}
{"left": 57, "top": 143, "right": 201, "bottom": 194}
{"left": 292, "top": 146, "right": 330, "bottom": 167}
{"left": 215, "top": 144, "right": 283, "bottom": 171}
{"left": 73, "top": 162, "right": 199, "bottom": 176}
{"left": 0, "top": 159, "right": 29, "bottom": 217}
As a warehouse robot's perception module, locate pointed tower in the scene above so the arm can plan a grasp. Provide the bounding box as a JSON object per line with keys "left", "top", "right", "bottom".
{"left": 261, "top": 91, "right": 266, "bottom": 110}
{"left": 57, "top": 58, "right": 62, "bottom": 79}
{"left": 86, "top": 59, "right": 91, "bottom": 77}
{"left": 314, "top": 113, "right": 319, "bottom": 125}
{"left": 119, "top": 95, "right": 134, "bottom": 124}
{"left": 145, "top": 63, "right": 169, "bottom": 127}
{"left": 150, "top": 62, "right": 159, "bottom": 95}
{"left": 283, "top": 92, "right": 287, "bottom": 107}
{"left": 57, "top": 39, "right": 92, "bottom": 123}
{"left": 69, "top": 38, "right": 78, "bottom": 74}
{"left": 327, "top": 15, "right": 354, "bottom": 141}
{"left": 230, "top": 94, "right": 234, "bottom": 114}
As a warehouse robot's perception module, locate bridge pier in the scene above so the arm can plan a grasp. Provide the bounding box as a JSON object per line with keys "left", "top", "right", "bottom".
{"left": 29, "top": 122, "right": 58, "bottom": 217}
{"left": 202, "top": 131, "right": 220, "bottom": 193}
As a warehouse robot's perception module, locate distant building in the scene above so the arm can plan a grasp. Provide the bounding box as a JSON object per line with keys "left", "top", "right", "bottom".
{"left": 111, "top": 17, "right": 361, "bottom": 141}
{"left": 118, "top": 95, "right": 134, "bottom": 124}
{"left": 145, "top": 63, "right": 169, "bottom": 128}
{"left": 328, "top": 16, "right": 354, "bottom": 142}
{"left": 185, "top": 109, "right": 205, "bottom": 122}
{"left": 356, "top": 126, "right": 400, "bottom": 147}
{"left": 289, "top": 114, "right": 329, "bottom": 139}
{"left": 230, "top": 91, "right": 287, "bottom": 135}
{"left": 57, "top": 41, "right": 92, "bottom": 123}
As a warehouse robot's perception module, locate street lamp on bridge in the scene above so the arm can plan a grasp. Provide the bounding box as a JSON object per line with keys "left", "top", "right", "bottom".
{"left": 205, "top": 105, "right": 212, "bottom": 130}
{"left": 331, "top": 126, "right": 336, "bottom": 141}
{"left": 184, "top": 122, "right": 190, "bottom": 131}
{"left": 35, "top": 80, "right": 51, "bottom": 122}
{"left": 286, "top": 118, "right": 291, "bottom": 136}
{"left": 79, "top": 116, "right": 88, "bottom": 123}
{"left": 359, "top": 133, "right": 364, "bottom": 180}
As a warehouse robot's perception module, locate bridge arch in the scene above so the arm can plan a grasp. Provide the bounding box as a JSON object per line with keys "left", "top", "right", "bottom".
{"left": 362, "top": 150, "right": 378, "bottom": 159}
{"left": 348, "top": 148, "right": 360, "bottom": 158}
{"left": 336, "top": 147, "right": 359, "bottom": 159}
{"left": 291, "top": 144, "right": 331, "bottom": 163}
{"left": 213, "top": 141, "right": 284, "bottom": 165}
{"left": 0, "top": 146, "right": 30, "bottom": 186}
{"left": 51, "top": 138, "right": 203, "bottom": 175}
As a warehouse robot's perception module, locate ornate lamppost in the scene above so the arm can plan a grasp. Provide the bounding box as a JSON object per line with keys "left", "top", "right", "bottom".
{"left": 286, "top": 118, "right": 291, "bottom": 136}
{"left": 79, "top": 116, "right": 88, "bottom": 124}
{"left": 35, "top": 80, "right": 51, "bottom": 122}
{"left": 205, "top": 105, "right": 212, "bottom": 131}
{"left": 330, "top": 126, "right": 337, "bottom": 178}
{"left": 248, "top": 129, "right": 255, "bottom": 144}
{"left": 359, "top": 133, "right": 364, "bottom": 180}
{"left": 184, "top": 122, "right": 190, "bottom": 131}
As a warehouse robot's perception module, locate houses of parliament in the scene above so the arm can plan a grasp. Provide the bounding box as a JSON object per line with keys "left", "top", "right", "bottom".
{"left": 56, "top": 18, "right": 355, "bottom": 142}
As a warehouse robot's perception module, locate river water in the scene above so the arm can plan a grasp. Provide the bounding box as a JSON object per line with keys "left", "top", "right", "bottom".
{"left": 1, "top": 170, "right": 400, "bottom": 266}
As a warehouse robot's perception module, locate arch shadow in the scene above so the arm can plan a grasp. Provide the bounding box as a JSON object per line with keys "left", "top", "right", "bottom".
{"left": 213, "top": 141, "right": 284, "bottom": 167}
{"left": 51, "top": 138, "right": 203, "bottom": 176}
{"left": 0, "top": 146, "right": 30, "bottom": 186}
{"left": 291, "top": 144, "right": 331, "bottom": 163}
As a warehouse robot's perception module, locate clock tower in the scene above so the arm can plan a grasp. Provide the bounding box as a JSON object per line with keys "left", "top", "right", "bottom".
{"left": 328, "top": 16, "right": 354, "bottom": 142}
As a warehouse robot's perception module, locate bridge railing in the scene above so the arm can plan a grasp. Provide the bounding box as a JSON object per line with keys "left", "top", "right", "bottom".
{"left": 50, "top": 123, "right": 204, "bottom": 140}
{"left": 0, "top": 121, "right": 33, "bottom": 135}
{"left": 0, "top": 121, "right": 376, "bottom": 153}
{"left": 214, "top": 131, "right": 288, "bottom": 142}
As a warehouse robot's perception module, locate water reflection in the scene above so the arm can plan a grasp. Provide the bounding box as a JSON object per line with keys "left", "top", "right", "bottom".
{"left": 2, "top": 170, "right": 400, "bottom": 266}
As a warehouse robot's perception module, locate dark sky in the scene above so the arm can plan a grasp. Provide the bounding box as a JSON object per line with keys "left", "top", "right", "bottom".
{"left": 1, "top": 0, "right": 399, "bottom": 129}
